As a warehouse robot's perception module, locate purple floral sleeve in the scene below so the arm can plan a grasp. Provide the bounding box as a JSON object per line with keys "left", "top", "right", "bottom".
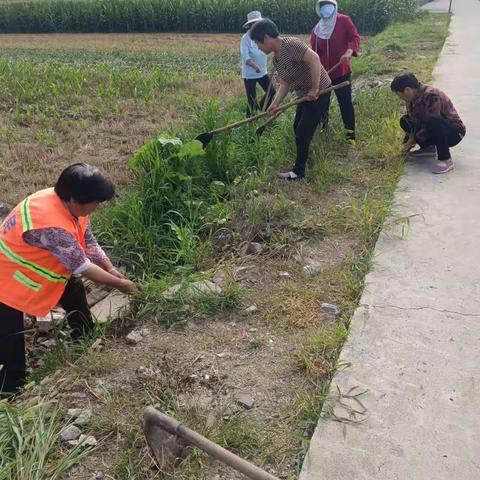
{"left": 23, "top": 228, "right": 90, "bottom": 274}
{"left": 84, "top": 221, "right": 110, "bottom": 266}
{"left": 23, "top": 223, "right": 111, "bottom": 275}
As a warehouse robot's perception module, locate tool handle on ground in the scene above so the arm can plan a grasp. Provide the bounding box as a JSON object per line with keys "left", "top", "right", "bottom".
{"left": 258, "top": 81, "right": 350, "bottom": 131}
{"left": 144, "top": 408, "right": 281, "bottom": 480}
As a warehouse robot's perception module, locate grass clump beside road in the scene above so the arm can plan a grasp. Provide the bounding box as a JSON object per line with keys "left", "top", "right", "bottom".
{"left": 0, "top": 12, "right": 449, "bottom": 480}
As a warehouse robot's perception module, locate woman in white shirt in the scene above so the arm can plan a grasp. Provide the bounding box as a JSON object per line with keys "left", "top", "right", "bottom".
{"left": 240, "top": 11, "right": 276, "bottom": 116}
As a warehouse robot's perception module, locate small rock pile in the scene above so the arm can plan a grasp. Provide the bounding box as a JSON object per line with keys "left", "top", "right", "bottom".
{"left": 60, "top": 409, "right": 96, "bottom": 448}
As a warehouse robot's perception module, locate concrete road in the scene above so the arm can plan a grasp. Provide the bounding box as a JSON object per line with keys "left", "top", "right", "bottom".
{"left": 300, "top": 1, "right": 480, "bottom": 478}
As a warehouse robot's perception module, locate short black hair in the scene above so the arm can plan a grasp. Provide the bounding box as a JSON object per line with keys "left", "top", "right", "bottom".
{"left": 390, "top": 73, "right": 422, "bottom": 93}
{"left": 54, "top": 163, "right": 115, "bottom": 204}
{"left": 249, "top": 19, "right": 279, "bottom": 43}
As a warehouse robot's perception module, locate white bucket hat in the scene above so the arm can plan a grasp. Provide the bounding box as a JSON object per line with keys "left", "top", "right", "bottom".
{"left": 243, "top": 11, "right": 263, "bottom": 29}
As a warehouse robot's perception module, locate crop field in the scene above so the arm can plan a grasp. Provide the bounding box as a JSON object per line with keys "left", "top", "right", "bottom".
{"left": 0, "top": 33, "right": 244, "bottom": 207}
{"left": 0, "top": 10, "right": 449, "bottom": 480}
{"left": 0, "top": 0, "right": 417, "bottom": 34}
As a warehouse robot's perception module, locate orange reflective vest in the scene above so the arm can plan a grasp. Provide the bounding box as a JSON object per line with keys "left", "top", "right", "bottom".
{"left": 0, "top": 188, "right": 88, "bottom": 317}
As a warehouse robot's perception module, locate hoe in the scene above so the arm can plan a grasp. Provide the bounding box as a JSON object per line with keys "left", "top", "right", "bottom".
{"left": 143, "top": 407, "right": 281, "bottom": 480}
{"left": 196, "top": 80, "right": 350, "bottom": 148}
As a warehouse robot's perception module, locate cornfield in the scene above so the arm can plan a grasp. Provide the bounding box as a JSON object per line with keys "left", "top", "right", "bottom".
{"left": 0, "top": 0, "right": 417, "bottom": 34}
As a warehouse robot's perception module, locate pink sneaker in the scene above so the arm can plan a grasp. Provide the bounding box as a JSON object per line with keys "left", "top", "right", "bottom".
{"left": 432, "top": 158, "right": 455, "bottom": 174}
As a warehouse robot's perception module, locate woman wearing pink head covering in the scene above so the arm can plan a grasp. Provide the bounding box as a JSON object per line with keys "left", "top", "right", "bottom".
{"left": 310, "top": 0, "right": 360, "bottom": 143}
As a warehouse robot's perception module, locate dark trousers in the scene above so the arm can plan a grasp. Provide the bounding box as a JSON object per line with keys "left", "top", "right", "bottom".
{"left": 0, "top": 277, "right": 93, "bottom": 396}
{"left": 243, "top": 74, "right": 276, "bottom": 116}
{"left": 400, "top": 114, "right": 464, "bottom": 161}
{"left": 293, "top": 94, "right": 330, "bottom": 177}
{"left": 320, "top": 73, "right": 355, "bottom": 138}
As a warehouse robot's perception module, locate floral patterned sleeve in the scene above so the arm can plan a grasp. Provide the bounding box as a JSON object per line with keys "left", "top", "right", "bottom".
{"left": 23, "top": 223, "right": 112, "bottom": 275}
{"left": 23, "top": 228, "right": 91, "bottom": 274}
{"left": 84, "top": 221, "right": 110, "bottom": 267}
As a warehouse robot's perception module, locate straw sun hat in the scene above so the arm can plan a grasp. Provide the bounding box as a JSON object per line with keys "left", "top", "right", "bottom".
{"left": 243, "top": 11, "right": 263, "bottom": 29}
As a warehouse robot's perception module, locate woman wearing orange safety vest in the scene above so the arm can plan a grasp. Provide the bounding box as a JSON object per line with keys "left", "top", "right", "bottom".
{"left": 0, "top": 163, "right": 135, "bottom": 396}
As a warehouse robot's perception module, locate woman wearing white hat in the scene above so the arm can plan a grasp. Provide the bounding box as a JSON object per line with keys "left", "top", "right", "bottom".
{"left": 310, "top": 0, "right": 360, "bottom": 143}
{"left": 240, "top": 11, "right": 276, "bottom": 116}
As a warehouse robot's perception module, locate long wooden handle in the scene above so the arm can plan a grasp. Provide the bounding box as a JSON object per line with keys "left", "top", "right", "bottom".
{"left": 258, "top": 80, "right": 350, "bottom": 130}
{"left": 144, "top": 408, "right": 281, "bottom": 480}
{"left": 210, "top": 80, "right": 350, "bottom": 136}
{"left": 209, "top": 96, "right": 304, "bottom": 135}
{"left": 261, "top": 71, "right": 275, "bottom": 113}
{"left": 327, "top": 60, "right": 344, "bottom": 76}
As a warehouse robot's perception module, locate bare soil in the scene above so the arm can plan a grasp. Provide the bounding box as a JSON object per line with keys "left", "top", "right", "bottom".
{"left": 28, "top": 236, "right": 357, "bottom": 479}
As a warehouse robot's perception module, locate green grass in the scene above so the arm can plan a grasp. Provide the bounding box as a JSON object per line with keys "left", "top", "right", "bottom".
{"left": 0, "top": 398, "right": 93, "bottom": 480}
{"left": 353, "top": 12, "right": 450, "bottom": 78}
{"left": 296, "top": 323, "right": 349, "bottom": 379}
{"left": 134, "top": 274, "right": 242, "bottom": 328}
{"left": 0, "top": 49, "right": 239, "bottom": 72}
{"left": 0, "top": 59, "right": 223, "bottom": 125}
{"left": 28, "top": 316, "right": 116, "bottom": 384}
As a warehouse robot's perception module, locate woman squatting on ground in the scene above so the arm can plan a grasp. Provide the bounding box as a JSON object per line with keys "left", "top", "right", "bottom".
{"left": 391, "top": 72, "right": 466, "bottom": 174}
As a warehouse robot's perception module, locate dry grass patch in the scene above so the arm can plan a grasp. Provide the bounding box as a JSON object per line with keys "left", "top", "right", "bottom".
{"left": 0, "top": 77, "right": 241, "bottom": 205}
{"left": 0, "top": 33, "right": 242, "bottom": 54}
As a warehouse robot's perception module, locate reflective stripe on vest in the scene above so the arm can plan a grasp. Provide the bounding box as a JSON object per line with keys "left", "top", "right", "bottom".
{"left": 0, "top": 238, "right": 69, "bottom": 283}
{"left": 20, "top": 197, "right": 33, "bottom": 232}
{"left": 13, "top": 270, "right": 42, "bottom": 292}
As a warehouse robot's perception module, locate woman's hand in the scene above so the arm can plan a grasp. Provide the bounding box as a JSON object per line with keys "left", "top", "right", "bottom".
{"left": 266, "top": 104, "right": 280, "bottom": 117}
{"left": 306, "top": 88, "right": 319, "bottom": 101}
{"left": 340, "top": 49, "right": 354, "bottom": 66}
{"left": 246, "top": 59, "right": 261, "bottom": 73}
{"left": 83, "top": 263, "right": 136, "bottom": 295}
{"left": 116, "top": 279, "right": 136, "bottom": 295}
{"left": 107, "top": 267, "right": 126, "bottom": 280}
{"left": 267, "top": 82, "right": 289, "bottom": 116}
{"left": 401, "top": 138, "right": 416, "bottom": 153}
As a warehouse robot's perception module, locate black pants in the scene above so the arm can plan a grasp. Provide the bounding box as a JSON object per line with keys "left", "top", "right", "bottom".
{"left": 293, "top": 94, "right": 331, "bottom": 177}
{"left": 0, "top": 277, "right": 93, "bottom": 396}
{"left": 320, "top": 73, "right": 355, "bottom": 138}
{"left": 243, "top": 74, "right": 276, "bottom": 116}
{"left": 400, "top": 114, "right": 464, "bottom": 161}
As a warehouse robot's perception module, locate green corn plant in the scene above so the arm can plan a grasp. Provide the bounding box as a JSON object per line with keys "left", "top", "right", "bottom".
{"left": 0, "top": 0, "right": 418, "bottom": 35}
